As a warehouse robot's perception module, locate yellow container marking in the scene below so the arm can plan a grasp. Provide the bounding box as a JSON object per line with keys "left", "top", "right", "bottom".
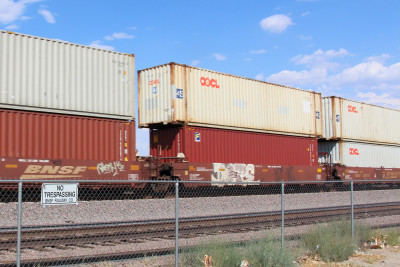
{"left": 130, "top": 165, "right": 140, "bottom": 171}
{"left": 5, "top": 164, "right": 18, "bottom": 168}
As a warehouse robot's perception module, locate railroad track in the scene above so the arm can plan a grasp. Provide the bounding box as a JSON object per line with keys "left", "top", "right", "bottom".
{"left": 1, "top": 202, "right": 400, "bottom": 266}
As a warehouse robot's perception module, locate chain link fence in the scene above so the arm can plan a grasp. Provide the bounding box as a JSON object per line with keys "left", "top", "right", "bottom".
{"left": 1, "top": 179, "right": 400, "bottom": 266}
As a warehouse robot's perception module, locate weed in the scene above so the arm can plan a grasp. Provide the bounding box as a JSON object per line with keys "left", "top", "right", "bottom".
{"left": 179, "top": 241, "right": 242, "bottom": 267}
{"left": 245, "top": 233, "right": 296, "bottom": 267}
{"left": 302, "top": 220, "right": 370, "bottom": 262}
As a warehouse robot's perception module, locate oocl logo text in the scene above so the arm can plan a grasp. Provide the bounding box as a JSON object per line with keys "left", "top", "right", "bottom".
{"left": 200, "top": 77, "right": 220, "bottom": 88}
{"left": 349, "top": 148, "right": 360, "bottom": 155}
{"left": 149, "top": 79, "right": 160, "bottom": 85}
{"left": 347, "top": 105, "right": 358, "bottom": 113}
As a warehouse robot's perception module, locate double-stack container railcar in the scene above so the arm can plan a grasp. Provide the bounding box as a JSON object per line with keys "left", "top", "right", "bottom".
{"left": 0, "top": 31, "right": 141, "bottom": 187}
{"left": 319, "top": 96, "right": 400, "bottom": 169}
{"left": 139, "top": 62, "right": 322, "bottom": 170}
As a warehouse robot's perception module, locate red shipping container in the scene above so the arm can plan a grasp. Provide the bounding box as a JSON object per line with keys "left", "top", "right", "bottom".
{"left": 0, "top": 109, "right": 135, "bottom": 161}
{"left": 150, "top": 126, "right": 317, "bottom": 166}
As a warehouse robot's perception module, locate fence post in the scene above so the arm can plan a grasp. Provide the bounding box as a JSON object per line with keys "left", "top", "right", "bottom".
{"left": 281, "top": 182, "right": 285, "bottom": 249}
{"left": 175, "top": 182, "right": 179, "bottom": 267}
{"left": 17, "top": 181, "right": 23, "bottom": 267}
{"left": 351, "top": 181, "right": 354, "bottom": 240}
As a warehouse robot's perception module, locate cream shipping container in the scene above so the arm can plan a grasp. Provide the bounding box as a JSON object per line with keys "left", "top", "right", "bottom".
{"left": 0, "top": 30, "right": 135, "bottom": 120}
{"left": 138, "top": 63, "right": 322, "bottom": 137}
{"left": 322, "top": 96, "right": 400, "bottom": 145}
{"left": 318, "top": 140, "right": 400, "bottom": 168}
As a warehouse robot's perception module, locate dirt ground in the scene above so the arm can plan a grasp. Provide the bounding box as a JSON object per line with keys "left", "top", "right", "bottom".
{"left": 299, "top": 246, "right": 400, "bottom": 267}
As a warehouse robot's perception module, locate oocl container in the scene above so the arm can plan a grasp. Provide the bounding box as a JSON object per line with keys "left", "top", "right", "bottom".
{"left": 322, "top": 97, "right": 400, "bottom": 145}
{"left": 318, "top": 140, "right": 400, "bottom": 168}
{"left": 139, "top": 63, "right": 322, "bottom": 137}
{"left": 0, "top": 30, "right": 135, "bottom": 120}
{"left": 150, "top": 126, "right": 318, "bottom": 166}
{"left": 0, "top": 109, "right": 135, "bottom": 161}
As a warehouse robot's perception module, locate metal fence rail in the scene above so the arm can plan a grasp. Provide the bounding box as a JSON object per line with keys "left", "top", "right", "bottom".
{"left": 1, "top": 179, "right": 400, "bottom": 266}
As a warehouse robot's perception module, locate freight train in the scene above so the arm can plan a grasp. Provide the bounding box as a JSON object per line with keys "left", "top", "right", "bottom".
{"left": 1, "top": 30, "right": 400, "bottom": 194}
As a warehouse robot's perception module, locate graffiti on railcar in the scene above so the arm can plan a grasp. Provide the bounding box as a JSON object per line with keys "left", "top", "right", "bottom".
{"left": 211, "top": 163, "right": 258, "bottom": 187}
{"left": 97, "top": 161, "right": 125, "bottom": 176}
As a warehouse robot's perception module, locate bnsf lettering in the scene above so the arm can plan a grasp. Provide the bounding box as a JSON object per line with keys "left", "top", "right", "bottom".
{"left": 200, "top": 77, "right": 219, "bottom": 88}
{"left": 347, "top": 105, "right": 358, "bottom": 113}
{"left": 149, "top": 79, "right": 160, "bottom": 85}
{"left": 24, "top": 165, "right": 87, "bottom": 174}
{"left": 349, "top": 148, "right": 360, "bottom": 155}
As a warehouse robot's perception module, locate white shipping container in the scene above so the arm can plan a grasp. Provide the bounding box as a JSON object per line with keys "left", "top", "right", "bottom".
{"left": 0, "top": 31, "right": 135, "bottom": 120}
{"left": 138, "top": 63, "right": 322, "bottom": 137}
{"left": 318, "top": 140, "right": 400, "bottom": 168}
{"left": 322, "top": 97, "right": 400, "bottom": 145}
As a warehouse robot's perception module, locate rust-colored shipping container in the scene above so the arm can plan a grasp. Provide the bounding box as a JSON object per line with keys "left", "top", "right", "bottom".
{"left": 150, "top": 126, "right": 318, "bottom": 166}
{"left": 0, "top": 109, "right": 135, "bottom": 161}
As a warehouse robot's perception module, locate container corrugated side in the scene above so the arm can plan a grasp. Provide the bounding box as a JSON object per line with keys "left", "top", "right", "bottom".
{"left": 322, "top": 96, "right": 400, "bottom": 145}
{"left": 150, "top": 126, "right": 318, "bottom": 166}
{"left": 0, "top": 109, "right": 135, "bottom": 161}
{"left": 318, "top": 140, "right": 400, "bottom": 168}
{"left": 139, "top": 63, "right": 322, "bottom": 137}
{"left": 0, "top": 31, "right": 135, "bottom": 119}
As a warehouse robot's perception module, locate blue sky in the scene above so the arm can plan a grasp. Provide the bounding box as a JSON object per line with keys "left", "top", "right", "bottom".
{"left": 1, "top": 0, "right": 400, "bottom": 156}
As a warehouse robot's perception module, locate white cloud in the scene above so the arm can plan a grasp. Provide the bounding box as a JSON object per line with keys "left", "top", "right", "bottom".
{"left": 300, "top": 35, "right": 312, "bottom": 40}
{"left": 357, "top": 92, "right": 400, "bottom": 109}
{"left": 292, "top": 48, "right": 349, "bottom": 66}
{"left": 255, "top": 73, "right": 265, "bottom": 80}
{"left": 191, "top": 60, "right": 200, "bottom": 66}
{"left": 330, "top": 61, "right": 400, "bottom": 88}
{"left": 260, "top": 14, "right": 294, "bottom": 34}
{"left": 266, "top": 50, "right": 400, "bottom": 109}
{"left": 0, "top": 0, "right": 41, "bottom": 24}
{"left": 104, "top": 32, "right": 135, "bottom": 41}
{"left": 268, "top": 67, "right": 328, "bottom": 87}
{"left": 38, "top": 8, "right": 55, "bottom": 24}
{"left": 128, "top": 26, "right": 137, "bottom": 30}
{"left": 250, "top": 49, "right": 267, "bottom": 54}
{"left": 213, "top": 53, "right": 227, "bottom": 61}
{"left": 365, "top": 54, "right": 390, "bottom": 64}
{"left": 5, "top": 24, "right": 18, "bottom": 30}
{"left": 89, "top": 41, "right": 115, "bottom": 51}
{"left": 301, "top": 11, "right": 311, "bottom": 16}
